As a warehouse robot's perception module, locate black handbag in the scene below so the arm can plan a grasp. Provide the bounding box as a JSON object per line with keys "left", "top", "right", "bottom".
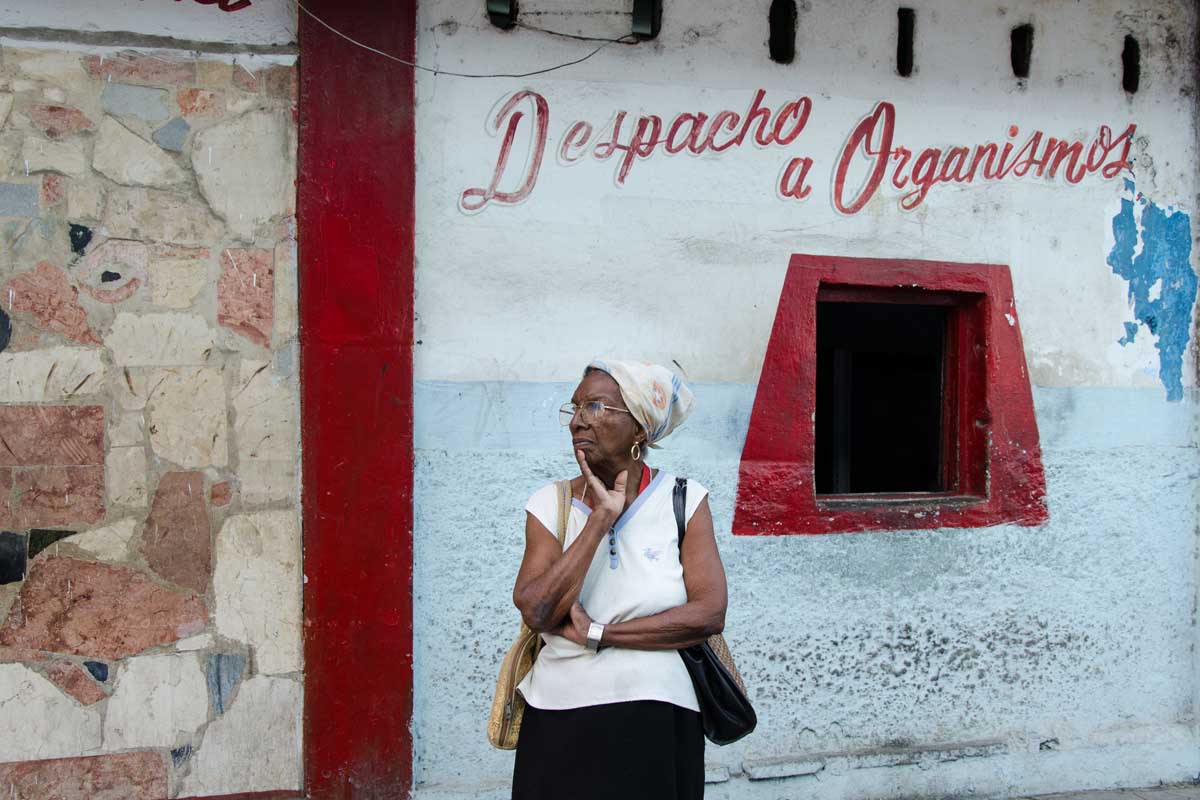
{"left": 674, "top": 478, "right": 757, "bottom": 745}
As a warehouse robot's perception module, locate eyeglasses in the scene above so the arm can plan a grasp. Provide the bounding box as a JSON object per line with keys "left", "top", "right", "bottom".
{"left": 559, "top": 401, "right": 634, "bottom": 426}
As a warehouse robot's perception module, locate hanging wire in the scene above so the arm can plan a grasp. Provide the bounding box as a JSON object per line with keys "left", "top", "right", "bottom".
{"left": 291, "top": 0, "right": 637, "bottom": 79}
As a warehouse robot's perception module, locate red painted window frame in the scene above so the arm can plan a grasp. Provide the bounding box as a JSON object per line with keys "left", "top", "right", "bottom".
{"left": 733, "top": 254, "right": 1047, "bottom": 535}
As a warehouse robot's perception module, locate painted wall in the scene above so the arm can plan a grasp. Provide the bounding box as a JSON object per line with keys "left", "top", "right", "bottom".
{"left": 411, "top": 0, "right": 1200, "bottom": 797}
{"left": 0, "top": 4, "right": 303, "bottom": 796}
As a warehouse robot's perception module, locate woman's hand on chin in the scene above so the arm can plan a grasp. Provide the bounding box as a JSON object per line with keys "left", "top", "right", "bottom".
{"left": 575, "top": 448, "right": 626, "bottom": 522}
{"left": 551, "top": 601, "right": 593, "bottom": 646}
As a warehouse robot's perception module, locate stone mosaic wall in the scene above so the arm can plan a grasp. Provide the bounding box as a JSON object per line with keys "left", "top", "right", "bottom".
{"left": 0, "top": 46, "right": 301, "bottom": 797}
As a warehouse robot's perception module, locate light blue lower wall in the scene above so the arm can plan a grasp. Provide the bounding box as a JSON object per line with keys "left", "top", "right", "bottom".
{"left": 411, "top": 381, "right": 1199, "bottom": 798}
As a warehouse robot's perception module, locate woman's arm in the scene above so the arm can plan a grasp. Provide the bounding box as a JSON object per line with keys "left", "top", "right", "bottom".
{"left": 555, "top": 496, "right": 727, "bottom": 650}
{"left": 512, "top": 451, "right": 625, "bottom": 633}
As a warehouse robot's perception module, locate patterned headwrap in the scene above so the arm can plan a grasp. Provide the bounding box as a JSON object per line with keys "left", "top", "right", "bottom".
{"left": 586, "top": 359, "right": 695, "bottom": 448}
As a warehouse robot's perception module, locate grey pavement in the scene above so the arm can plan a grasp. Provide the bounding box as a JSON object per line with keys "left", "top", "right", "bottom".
{"left": 1020, "top": 784, "right": 1200, "bottom": 800}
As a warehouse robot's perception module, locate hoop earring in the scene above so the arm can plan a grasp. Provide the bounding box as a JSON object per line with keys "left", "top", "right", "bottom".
{"left": 630, "top": 441, "right": 641, "bottom": 461}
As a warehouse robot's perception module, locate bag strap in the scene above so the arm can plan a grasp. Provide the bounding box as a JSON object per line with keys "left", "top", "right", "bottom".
{"left": 673, "top": 477, "right": 688, "bottom": 550}
{"left": 555, "top": 479, "right": 571, "bottom": 546}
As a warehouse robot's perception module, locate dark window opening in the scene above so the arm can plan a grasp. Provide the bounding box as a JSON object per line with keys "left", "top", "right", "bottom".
{"left": 896, "top": 8, "right": 915, "bottom": 77}
{"left": 1010, "top": 23, "right": 1034, "bottom": 78}
{"left": 768, "top": 0, "right": 797, "bottom": 64}
{"left": 1122, "top": 35, "right": 1140, "bottom": 93}
{"left": 816, "top": 300, "right": 945, "bottom": 494}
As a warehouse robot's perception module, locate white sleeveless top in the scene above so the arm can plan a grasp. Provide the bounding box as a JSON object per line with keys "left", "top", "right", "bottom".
{"left": 517, "top": 471, "right": 707, "bottom": 712}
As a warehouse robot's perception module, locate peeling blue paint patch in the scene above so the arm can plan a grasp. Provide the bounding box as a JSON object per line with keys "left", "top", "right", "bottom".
{"left": 1107, "top": 179, "right": 1196, "bottom": 401}
{"left": 206, "top": 652, "right": 246, "bottom": 716}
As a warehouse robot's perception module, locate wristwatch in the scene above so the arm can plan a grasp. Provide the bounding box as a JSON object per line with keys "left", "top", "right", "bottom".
{"left": 586, "top": 622, "right": 605, "bottom": 653}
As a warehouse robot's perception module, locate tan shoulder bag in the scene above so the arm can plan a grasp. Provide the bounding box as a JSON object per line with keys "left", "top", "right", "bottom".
{"left": 487, "top": 478, "right": 572, "bottom": 750}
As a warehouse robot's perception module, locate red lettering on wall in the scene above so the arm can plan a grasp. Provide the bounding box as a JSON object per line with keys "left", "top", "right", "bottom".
{"left": 459, "top": 90, "right": 549, "bottom": 212}
{"left": 459, "top": 90, "right": 1135, "bottom": 214}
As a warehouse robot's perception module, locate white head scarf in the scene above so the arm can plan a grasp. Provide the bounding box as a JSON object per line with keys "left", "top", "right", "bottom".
{"left": 585, "top": 359, "right": 695, "bottom": 448}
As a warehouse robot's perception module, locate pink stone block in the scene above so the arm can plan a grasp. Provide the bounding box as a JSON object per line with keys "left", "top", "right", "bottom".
{"left": 0, "top": 467, "right": 12, "bottom": 528}
{"left": 25, "top": 105, "right": 95, "bottom": 139}
{"left": 0, "top": 556, "right": 207, "bottom": 659}
{"left": 141, "top": 471, "right": 211, "bottom": 592}
{"left": 177, "top": 88, "right": 222, "bottom": 116}
{"left": 210, "top": 480, "right": 232, "bottom": 507}
{"left": 217, "top": 248, "right": 274, "bottom": 348}
{"left": 46, "top": 659, "right": 107, "bottom": 705}
{"left": 0, "top": 752, "right": 168, "bottom": 800}
{"left": 41, "top": 174, "right": 65, "bottom": 208}
{"left": 0, "top": 406, "right": 105, "bottom": 466}
{"left": 14, "top": 466, "right": 105, "bottom": 528}
{"left": 3, "top": 262, "right": 102, "bottom": 345}
{"left": 83, "top": 54, "right": 195, "bottom": 86}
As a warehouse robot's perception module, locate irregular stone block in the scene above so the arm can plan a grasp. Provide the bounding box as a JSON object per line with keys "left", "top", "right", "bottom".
{"left": 28, "top": 528, "right": 74, "bottom": 559}
{"left": 237, "top": 458, "right": 296, "bottom": 505}
{"left": 149, "top": 248, "right": 208, "bottom": 309}
{"left": 3, "top": 261, "right": 102, "bottom": 345}
{"left": 0, "top": 469, "right": 12, "bottom": 529}
{"left": 93, "top": 117, "right": 186, "bottom": 187}
{"left": 83, "top": 660, "right": 108, "bottom": 682}
{"left": 104, "top": 186, "right": 221, "bottom": 245}
{"left": 14, "top": 466, "right": 106, "bottom": 528}
{"left": 0, "top": 183, "right": 38, "bottom": 217}
{"left": 218, "top": 248, "right": 273, "bottom": 347}
{"left": 174, "top": 632, "right": 214, "bottom": 651}
{"left": 192, "top": 111, "right": 291, "bottom": 240}
{"left": 0, "top": 663, "right": 102, "bottom": 761}
{"left": 234, "top": 360, "right": 297, "bottom": 463}
{"left": 213, "top": 511, "right": 301, "bottom": 674}
{"left": 262, "top": 65, "right": 298, "bottom": 102}
{"left": 26, "top": 104, "right": 95, "bottom": 139}
{"left": 0, "top": 405, "right": 104, "bottom": 466}
{"left": 0, "top": 531, "right": 27, "bottom": 584}
{"left": 178, "top": 675, "right": 302, "bottom": 796}
{"left": 273, "top": 236, "right": 297, "bottom": 342}
{"left": 46, "top": 658, "right": 106, "bottom": 704}
{"left": 178, "top": 88, "right": 222, "bottom": 116}
{"left": 85, "top": 53, "right": 196, "bottom": 86}
{"left": 0, "top": 347, "right": 106, "bottom": 402}
{"left": 147, "top": 367, "right": 228, "bottom": 468}
{"left": 76, "top": 239, "right": 147, "bottom": 305}
{"left": 99, "top": 83, "right": 170, "bottom": 124}
{"left": 151, "top": 116, "right": 190, "bottom": 153}
{"left": 21, "top": 137, "right": 87, "bottom": 177}
{"left": 0, "top": 556, "right": 207, "bottom": 659}
{"left": 108, "top": 411, "right": 144, "bottom": 447}
{"left": 206, "top": 651, "right": 246, "bottom": 715}
{"left": 66, "top": 518, "right": 137, "bottom": 563}
{"left": 141, "top": 471, "right": 210, "bottom": 592}
{"left": 105, "top": 312, "right": 215, "bottom": 366}
{"left": 0, "top": 93, "right": 12, "bottom": 128}
{"left": 103, "top": 652, "right": 208, "bottom": 750}
{"left": 12, "top": 50, "right": 87, "bottom": 85}
{"left": 67, "top": 182, "right": 103, "bottom": 219}
{"left": 106, "top": 447, "right": 147, "bottom": 507}
{"left": 0, "top": 752, "right": 167, "bottom": 800}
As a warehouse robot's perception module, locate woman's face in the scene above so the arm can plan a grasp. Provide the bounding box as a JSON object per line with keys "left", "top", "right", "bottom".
{"left": 569, "top": 370, "right": 643, "bottom": 468}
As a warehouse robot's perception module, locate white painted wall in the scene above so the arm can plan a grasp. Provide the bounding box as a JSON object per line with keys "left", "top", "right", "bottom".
{"left": 413, "top": 1, "right": 1199, "bottom": 798}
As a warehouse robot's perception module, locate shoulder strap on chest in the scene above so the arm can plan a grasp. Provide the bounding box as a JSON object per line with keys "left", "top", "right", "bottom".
{"left": 554, "top": 479, "right": 571, "bottom": 546}
{"left": 672, "top": 477, "right": 688, "bottom": 550}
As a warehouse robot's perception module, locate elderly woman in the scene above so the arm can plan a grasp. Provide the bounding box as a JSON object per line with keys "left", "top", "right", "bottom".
{"left": 511, "top": 359, "right": 728, "bottom": 800}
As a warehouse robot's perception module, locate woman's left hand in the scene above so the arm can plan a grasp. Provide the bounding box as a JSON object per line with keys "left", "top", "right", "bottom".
{"left": 551, "top": 601, "right": 592, "bottom": 646}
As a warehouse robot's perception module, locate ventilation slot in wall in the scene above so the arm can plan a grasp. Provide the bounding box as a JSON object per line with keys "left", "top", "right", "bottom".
{"left": 1122, "top": 34, "right": 1140, "bottom": 93}
{"left": 896, "top": 7, "right": 915, "bottom": 77}
{"left": 769, "top": 0, "right": 797, "bottom": 64}
{"left": 1010, "top": 23, "right": 1034, "bottom": 79}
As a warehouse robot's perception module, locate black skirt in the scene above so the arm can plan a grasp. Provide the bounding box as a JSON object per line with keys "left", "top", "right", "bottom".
{"left": 511, "top": 700, "right": 704, "bottom": 800}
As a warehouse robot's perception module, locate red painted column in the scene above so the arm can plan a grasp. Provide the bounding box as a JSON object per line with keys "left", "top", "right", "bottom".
{"left": 298, "top": 2, "right": 415, "bottom": 797}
